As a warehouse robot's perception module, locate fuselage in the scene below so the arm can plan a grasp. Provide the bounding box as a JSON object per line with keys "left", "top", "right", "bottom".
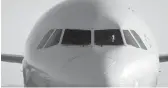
{"left": 23, "top": 0, "right": 160, "bottom": 87}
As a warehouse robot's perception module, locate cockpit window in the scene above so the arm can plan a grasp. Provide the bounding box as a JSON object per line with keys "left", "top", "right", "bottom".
{"left": 61, "top": 29, "right": 91, "bottom": 45}
{"left": 123, "top": 30, "right": 139, "bottom": 48}
{"left": 44, "top": 29, "right": 62, "bottom": 48}
{"left": 130, "top": 30, "right": 147, "bottom": 50}
{"left": 94, "top": 29, "right": 124, "bottom": 45}
{"left": 37, "top": 29, "right": 54, "bottom": 49}
{"left": 37, "top": 29, "right": 63, "bottom": 49}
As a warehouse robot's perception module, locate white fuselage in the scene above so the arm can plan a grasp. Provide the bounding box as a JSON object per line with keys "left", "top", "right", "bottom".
{"left": 23, "top": 0, "right": 160, "bottom": 87}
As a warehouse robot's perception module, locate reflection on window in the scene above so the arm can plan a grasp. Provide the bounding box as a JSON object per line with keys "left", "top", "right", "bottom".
{"left": 123, "top": 30, "right": 139, "bottom": 48}
{"left": 61, "top": 29, "right": 91, "bottom": 45}
{"left": 44, "top": 29, "right": 62, "bottom": 48}
{"left": 37, "top": 29, "right": 54, "bottom": 49}
{"left": 94, "top": 29, "right": 124, "bottom": 45}
{"left": 130, "top": 30, "right": 147, "bottom": 50}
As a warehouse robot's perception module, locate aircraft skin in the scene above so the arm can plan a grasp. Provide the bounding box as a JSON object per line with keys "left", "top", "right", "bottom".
{"left": 22, "top": 0, "right": 160, "bottom": 87}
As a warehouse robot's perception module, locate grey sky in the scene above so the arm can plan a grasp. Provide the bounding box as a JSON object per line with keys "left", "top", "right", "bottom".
{"left": 2, "top": 0, "right": 168, "bottom": 55}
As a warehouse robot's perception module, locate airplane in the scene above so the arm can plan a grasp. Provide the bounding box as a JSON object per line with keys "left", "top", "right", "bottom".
{"left": 1, "top": 0, "right": 168, "bottom": 87}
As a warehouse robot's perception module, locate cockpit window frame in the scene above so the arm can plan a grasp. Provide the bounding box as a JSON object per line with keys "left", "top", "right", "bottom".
{"left": 43, "top": 29, "right": 63, "bottom": 48}
{"left": 123, "top": 30, "right": 140, "bottom": 48}
{"left": 130, "top": 30, "right": 147, "bottom": 50}
{"left": 38, "top": 29, "right": 148, "bottom": 49}
{"left": 37, "top": 29, "right": 63, "bottom": 50}
{"left": 123, "top": 29, "right": 148, "bottom": 50}
{"left": 37, "top": 29, "right": 55, "bottom": 49}
{"left": 120, "top": 29, "right": 127, "bottom": 46}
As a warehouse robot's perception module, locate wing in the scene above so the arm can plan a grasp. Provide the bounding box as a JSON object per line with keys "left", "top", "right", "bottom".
{"left": 159, "top": 54, "right": 168, "bottom": 63}
{"left": 1, "top": 53, "right": 167, "bottom": 63}
{"left": 1, "top": 54, "right": 24, "bottom": 63}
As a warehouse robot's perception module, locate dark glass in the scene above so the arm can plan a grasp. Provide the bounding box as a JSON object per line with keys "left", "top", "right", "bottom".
{"left": 37, "top": 29, "right": 54, "bottom": 49}
{"left": 94, "top": 29, "right": 124, "bottom": 45}
{"left": 61, "top": 29, "right": 91, "bottom": 45}
{"left": 123, "top": 30, "right": 139, "bottom": 48}
{"left": 44, "top": 29, "right": 62, "bottom": 48}
{"left": 130, "top": 30, "right": 147, "bottom": 50}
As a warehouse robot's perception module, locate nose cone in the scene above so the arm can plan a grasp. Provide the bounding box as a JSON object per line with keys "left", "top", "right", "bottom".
{"left": 59, "top": 49, "right": 108, "bottom": 86}
{"left": 58, "top": 46, "right": 128, "bottom": 86}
